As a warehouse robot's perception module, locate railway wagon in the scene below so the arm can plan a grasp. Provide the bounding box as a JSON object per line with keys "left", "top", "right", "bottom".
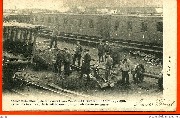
{"left": 3, "top": 22, "right": 41, "bottom": 89}
{"left": 31, "top": 12, "right": 163, "bottom": 46}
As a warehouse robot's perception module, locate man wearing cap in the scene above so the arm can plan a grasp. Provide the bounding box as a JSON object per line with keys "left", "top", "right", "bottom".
{"left": 105, "top": 53, "right": 113, "bottom": 82}
{"left": 63, "top": 48, "right": 72, "bottom": 76}
{"left": 50, "top": 26, "right": 58, "bottom": 48}
{"left": 55, "top": 48, "right": 64, "bottom": 75}
{"left": 97, "top": 40, "right": 105, "bottom": 63}
{"left": 73, "top": 41, "right": 83, "bottom": 66}
{"left": 110, "top": 43, "right": 120, "bottom": 68}
{"left": 80, "top": 49, "right": 91, "bottom": 84}
{"left": 120, "top": 58, "right": 131, "bottom": 85}
{"left": 158, "top": 70, "right": 163, "bottom": 90}
{"left": 104, "top": 41, "right": 111, "bottom": 62}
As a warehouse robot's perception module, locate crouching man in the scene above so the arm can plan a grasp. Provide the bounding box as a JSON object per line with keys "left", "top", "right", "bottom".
{"left": 132, "top": 64, "right": 145, "bottom": 84}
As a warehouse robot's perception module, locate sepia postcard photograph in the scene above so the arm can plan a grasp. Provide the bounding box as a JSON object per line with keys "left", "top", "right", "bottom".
{"left": 1, "top": 0, "right": 177, "bottom": 112}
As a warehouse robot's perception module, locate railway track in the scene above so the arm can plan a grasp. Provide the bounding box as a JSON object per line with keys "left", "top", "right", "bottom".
{"left": 12, "top": 74, "right": 93, "bottom": 99}
{"left": 11, "top": 89, "right": 28, "bottom": 96}
{"left": 38, "top": 29, "right": 163, "bottom": 53}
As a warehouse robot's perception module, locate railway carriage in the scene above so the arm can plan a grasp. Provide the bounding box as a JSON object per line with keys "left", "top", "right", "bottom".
{"left": 31, "top": 13, "right": 111, "bottom": 39}
{"left": 30, "top": 12, "right": 163, "bottom": 46}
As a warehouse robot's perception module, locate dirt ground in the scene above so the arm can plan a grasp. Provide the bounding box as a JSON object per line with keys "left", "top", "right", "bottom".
{"left": 7, "top": 37, "right": 163, "bottom": 99}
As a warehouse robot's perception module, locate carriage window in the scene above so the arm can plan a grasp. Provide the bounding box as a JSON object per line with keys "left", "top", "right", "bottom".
{"left": 157, "top": 22, "right": 163, "bottom": 32}
{"left": 48, "top": 17, "right": 51, "bottom": 23}
{"left": 114, "top": 20, "right": 119, "bottom": 31}
{"left": 51, "top": 17, "right": 54, "bottom": 23}
{"left": 55, "top": 17, "right": 58, "bottom": 22}
{"left": 79, "top": 19, "right": 82, "bottom": 27}
{"left": 34, "top": 16, "right": 38, "bottom": 22}
{"left": 39, "top": 16, "right": 43, "bottom": 22}
{"left": 89, "top": 19, "right": 94, "bottom": 28}
{"left": 33, "top": 17, "right": 36, "bottom": 22}
{"left": 141, "top": 22, "right": 147, "bottom": 32}
{"left": 127, "top": 21, "right": 132, "bottom": 31}
{"left": 42, "top": 17, "right": 45, "bottom": 23}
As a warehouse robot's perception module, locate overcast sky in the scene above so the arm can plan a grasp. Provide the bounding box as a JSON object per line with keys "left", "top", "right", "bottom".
{"left": 3, "top": 0, "right": 163, "bottom": 10}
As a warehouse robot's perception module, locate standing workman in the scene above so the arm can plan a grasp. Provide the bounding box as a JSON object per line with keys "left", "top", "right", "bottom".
{"left": 63, "top": 48, "right": 72, "bottom": 76}
{"left": 111, "top": 44, "right": 120, "bottom": 67}
{"left": 73, "top": 41, "right": 83, "bottom": 66}
{"left": 158, "top": 70, "right": 163, "bottom": 90}
{"left": 97, "top": 40, "right": 105, "bottom": 63}
{"left": 104, "top": 41, "right": 111, "bottom": 62}
{"left": 120, "top": 58, "right": 131, "bottom": 85}
{"left": 105, "top": 53, "right": 113, "bottom": 82}
{"left": 50, "top": 26, "right": 58, "bottom": 48}
{"left": 55, "top": 49, "right": 64, "bottom": 75}
{"left": 80, "top": 49, "right": 91, "bottom": 85}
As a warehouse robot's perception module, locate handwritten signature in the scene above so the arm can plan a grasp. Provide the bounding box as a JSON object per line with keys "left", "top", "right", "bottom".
{"left": 134, "top": 99, "right": 175, "bottom": 107}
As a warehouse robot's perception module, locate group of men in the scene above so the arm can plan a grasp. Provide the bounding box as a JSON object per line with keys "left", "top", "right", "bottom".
{"left": 98, "top": 40, "right": 147, "bottom": 85}
{"left": 97, "top": 40, "right": 131, "bottom": 85}
{"left": 98, "top": 40, "right": 120, "bottom": 67}
{"left": 50, "top": 26, "right": 92, "bottom": 81}
{"left": 97, "top": 40, "right": 111, "bottom": 63}
{"left": 54, "top": 47, "right": 72, "bottom": 76}
{"left": 53, "top": 41, "right": 91, "bottom": 82}
{"left": 50, "top": 26, "right": 145, "bottom": 86}
{"left": 104, "top": 53, "right": 131, "bottom": 85}
{"left": 52, "top": 41, "right": 140, "bottom": 86}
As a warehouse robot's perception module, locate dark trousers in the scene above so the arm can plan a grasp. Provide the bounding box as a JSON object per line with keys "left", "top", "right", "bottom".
{"left": 105, "top": 67, "right": 111, "bottom": 81}
{"left": 80, "top": 63, "right": 90, "bottom": 77}
{"left": 50, "top": 37, "right": 57, "bottom": 48}
{"left": 73, "top": 54, "right": 81, "bottom": 66}
{"left": 122, "top": 71, "right": 129, "bottom": 84}
{"left": 64, "top": 62, "right": 70, "bottom": 76}
{"left": 112, "top": 57, "right": 119, "bottom": 67}
{"left": 158, "top": 77, "right": 163, "bottom": 90}
{"left": 54, "top": 60, "right": 62, "bottom": 74}
{"left": 104, "top": 52, "right": 108, "bottom": 62}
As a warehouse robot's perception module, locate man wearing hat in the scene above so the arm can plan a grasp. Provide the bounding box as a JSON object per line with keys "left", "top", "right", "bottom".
{"left": 105, "top": 53, "right": 113, "bottom": 82}
{"left": 110, "top": 44, "right": 120, "bottom": 67}
{"left": 120, "top": 58, "right": 131, "bottom": 85}
{"left": 73, "top": 41, "right": 83, "bottom": 66}
{"left": 97, "top": 40, "right": 105, "bottom": 63}
{"left": 50, "top": 26, "right": 58, "bottom": 48}
{"left": 104, "top": 41, "right": 111, "bottom": 62}
{"left": 54, "top": 48, "right": 65, "bottom": 75}
{"left": 63, "top": 48, "right": 72, "bottom": 76}
{"left": 80, "top": 48, "right": 91, "bottom": 84}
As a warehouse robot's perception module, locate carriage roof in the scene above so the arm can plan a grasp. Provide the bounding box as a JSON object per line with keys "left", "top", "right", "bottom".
{"left": 3, "top": 22, "right": 42, "bottom": 29}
